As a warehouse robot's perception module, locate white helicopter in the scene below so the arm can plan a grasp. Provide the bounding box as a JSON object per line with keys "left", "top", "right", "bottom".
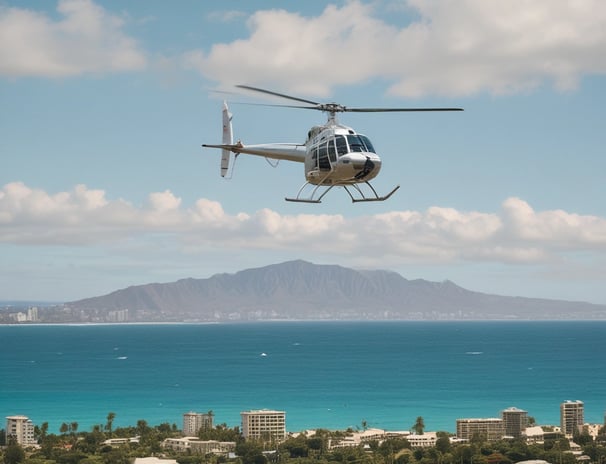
{"left": 203, "top": 85, "right": 463, "bottom": 203}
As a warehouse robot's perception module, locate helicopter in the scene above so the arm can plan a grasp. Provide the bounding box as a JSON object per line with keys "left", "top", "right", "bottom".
{"left": 203, "top": 85, "right": 463, "bottom": 203}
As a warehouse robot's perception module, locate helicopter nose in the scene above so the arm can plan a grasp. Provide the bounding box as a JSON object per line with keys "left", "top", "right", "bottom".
{"left": 340, "top": 153, "right": 381, "bottom": 179}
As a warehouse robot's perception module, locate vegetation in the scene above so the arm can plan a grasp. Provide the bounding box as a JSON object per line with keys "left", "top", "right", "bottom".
{"left": 1, "top": 417, "right": 605, "bottom": 464}
{"left": 413, "top": 417, "right": 425, "bottom": 435}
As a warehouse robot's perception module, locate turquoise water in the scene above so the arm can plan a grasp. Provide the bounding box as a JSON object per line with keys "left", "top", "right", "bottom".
{"left": 1, "top": 321, "right": 605, "bottom": 434}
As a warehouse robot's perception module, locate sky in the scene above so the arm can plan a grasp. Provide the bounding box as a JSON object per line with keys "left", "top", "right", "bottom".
{"left": 1, "top": 0, "right": 606, "bottom": 304}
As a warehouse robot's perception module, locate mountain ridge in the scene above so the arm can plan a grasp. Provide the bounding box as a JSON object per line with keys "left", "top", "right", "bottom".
{"left": 63, "top": 260, "right": 606, "bottom": 322}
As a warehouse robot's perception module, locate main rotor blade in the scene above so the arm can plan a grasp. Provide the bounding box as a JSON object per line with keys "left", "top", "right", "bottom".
{"left": 236, "top": 85, "right": 320, "bottom": 106}
{"left": 346, "top": 107, "right": 464, "bottom": 112}
{"left": 231, "top": 101, "right": 321, "bottom": 110}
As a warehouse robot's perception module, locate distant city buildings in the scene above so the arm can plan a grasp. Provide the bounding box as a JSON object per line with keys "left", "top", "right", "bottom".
{"left": 183, "top": 411, "right": 214, "bottom": 436}
{"left": 560, "top": 400, "right": 584, "bottom": 436}
{"left": 6, "top": 415, "right": 36, "bottom": 446}
{"left": 241, "top": 409, "right": 286, "bottom": 442}
{"left": 501, "top": 406, "right": 528, "bottom": 438}
{"left": 107, "top": 309, "right": 129, "bottom": 323}
{"left": 2, "top": 306, "right": 39, "bottom": 323}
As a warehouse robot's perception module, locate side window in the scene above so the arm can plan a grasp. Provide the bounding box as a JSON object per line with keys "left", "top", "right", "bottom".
{"left": 318, "top": 143, "right": 330, "bottom": 169}
{"left": 335, "top": 135, "right": 348, "bottom": 155}
{"left": 327, "top": 138, "right": 337, "bottom": 162}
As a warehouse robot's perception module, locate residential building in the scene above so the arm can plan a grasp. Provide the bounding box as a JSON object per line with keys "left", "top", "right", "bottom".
{"left": 102, "top": 437, "right": 140, "bottom": 446}
{"left": 328, "top": 428, "right": 391, "bottom": 449}
{"left": 183, "top": 411, "right": 214, "bottom": 436}
{"left": 163, "top": 437, "right": 235, "bottom": 455}
{"left": 240, "top": 410, "right": 286, "bottom": 442}
{"left": 560, "top": 400, "right": 584, "bottom": 436}
{"left": 523, "top": 426, "right": 564, "bottom": 444}
{"left": 6, "top": 415, "right": 36, "bottom": 446}
{"left": 501, "top": 407, "right": 528, "bottom": 438}
{"left": 456, "top": 418, "right": 504, "bottom": 441}
{"left": 406, "top": 431, "right": 438, "bottom": 448}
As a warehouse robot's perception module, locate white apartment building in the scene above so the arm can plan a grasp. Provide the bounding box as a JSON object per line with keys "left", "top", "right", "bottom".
{"left": 240, "top": 410, "right": 286, "bottom": 442}
{"left": 163, "top": 437, "right": 235, "bottom": 455}
{"left": 183, "top": 411, "right": 214, "bottom": 436}
{"left": 456, "top": 418, "right": 504, "bottom": 441}
{"left": 560, "top": 400, "right": 584, "bottom": 436}
{"left": 6, "top": 415, "right": 37, "bottom": 446}
{"left": 406, "top": 431, "right": 438, "bottom": 448}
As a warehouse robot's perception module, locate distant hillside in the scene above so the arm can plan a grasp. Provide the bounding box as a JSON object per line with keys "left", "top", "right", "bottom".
{"left": 63, "top": 260, "right": 606, "bottom": 322}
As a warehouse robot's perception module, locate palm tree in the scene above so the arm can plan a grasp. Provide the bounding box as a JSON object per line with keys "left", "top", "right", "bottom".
{"left": 69, "top": 422, "right": 79, "bottom": 446}
{"left": 106, "top": 412, "right": 116, "bottom": 437}
{"left": 136, "top": 419, "right": 149, "bottom": 436}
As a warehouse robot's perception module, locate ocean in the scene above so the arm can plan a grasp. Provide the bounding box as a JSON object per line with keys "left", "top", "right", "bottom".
{"left": 1, "top": 321, "right": 605, "bottom": 434}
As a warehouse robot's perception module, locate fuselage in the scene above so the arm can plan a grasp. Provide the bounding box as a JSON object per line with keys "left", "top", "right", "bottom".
{"left": 304, "top": 123, "right": 381, "bottom": 186}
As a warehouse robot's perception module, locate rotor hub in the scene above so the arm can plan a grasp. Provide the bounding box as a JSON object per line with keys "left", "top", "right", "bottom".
{"left": 319, "top": 103, "right": 346, "bottom": 113}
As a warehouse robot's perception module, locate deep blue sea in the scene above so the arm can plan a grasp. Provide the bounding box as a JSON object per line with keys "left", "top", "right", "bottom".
{"left": 1, "top": 322, "right": 605, "bottom": 435}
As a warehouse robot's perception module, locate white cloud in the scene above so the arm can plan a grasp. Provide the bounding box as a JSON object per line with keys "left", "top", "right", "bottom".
{"left": 148, "top": 190, "right": 181, "bottom": 212}
{"left": 501, "top": 197, "right": 606, "bottom": 248}
{"left": 0, "top": 0, "right": 147, "bottom": 77}
{"left": 189, "top": 0, "right": 606, "bottom": 97}
{"left": 2, "top": 183, "right": 606, "bottom": 268}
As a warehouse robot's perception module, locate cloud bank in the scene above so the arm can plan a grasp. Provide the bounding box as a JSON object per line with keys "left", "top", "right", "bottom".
{"left": 0, "top": 0, "right": 146, "bottom": 77}
{"left": 3, "top": 0, "right": 605, "bottom": 96}
{"left": 187, "top": 0, "right": 606, "bottom": 97}
{"left": 2, "top": 182, "right": 606, "bottom": 268}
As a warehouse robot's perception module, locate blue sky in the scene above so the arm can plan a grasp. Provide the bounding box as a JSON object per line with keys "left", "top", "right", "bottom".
{"left": 1, "top": 0, "right": 606, "bottom": 304}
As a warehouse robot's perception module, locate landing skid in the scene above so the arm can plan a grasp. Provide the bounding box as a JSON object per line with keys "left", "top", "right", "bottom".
{"left": 346, "top": 183, "right": 400, "bottom": 203}
{"left": 285, "top": 181, "right": 400, "bottom": 204}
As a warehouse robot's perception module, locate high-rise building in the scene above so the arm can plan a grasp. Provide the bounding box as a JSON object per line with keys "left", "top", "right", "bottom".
{"left": 183, "top": 412, "right": 214, "bottom": 436}
{"left": 6, "top": 415, "right": 36, "bottom": 446}
{"left": 241, "top": 410, "right": 286, "bottom": 442}
{"left": 456, "top": 418, "right": 504, "bottom": 441}
{"left": 27, "top": 306, "right": 38, "bottom": 322}
{"left": 501, "top": 407, "right": 528, "bottom": 438}
{"left": 560, "top": 400, "right": 584, "bottom": 436}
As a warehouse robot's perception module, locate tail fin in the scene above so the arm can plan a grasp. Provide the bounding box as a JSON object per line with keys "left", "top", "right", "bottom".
{"left": 221, "top": 101, "right": 233, "bottom": 177}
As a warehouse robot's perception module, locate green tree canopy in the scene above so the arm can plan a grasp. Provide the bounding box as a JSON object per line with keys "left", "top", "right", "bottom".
{"left": 413, "top": 417, "right": 425, "bottom": 435}
{"left": 3, "top": 439, "right": 25, "bottom": 464}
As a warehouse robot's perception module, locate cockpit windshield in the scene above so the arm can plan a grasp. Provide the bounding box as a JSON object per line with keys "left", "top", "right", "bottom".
{"left": 346, "top": 134, "right": 375, "bottom": 153}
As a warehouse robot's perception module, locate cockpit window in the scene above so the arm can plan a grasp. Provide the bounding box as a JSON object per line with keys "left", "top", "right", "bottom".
{"left": 335, "top": 135, "right": 348, "bottom": 155}
{"left": 346, "top": 134, "right": 375, "bottom": 153}
{"left": 360, "top": 135, "right": 375, "bottom": 153}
